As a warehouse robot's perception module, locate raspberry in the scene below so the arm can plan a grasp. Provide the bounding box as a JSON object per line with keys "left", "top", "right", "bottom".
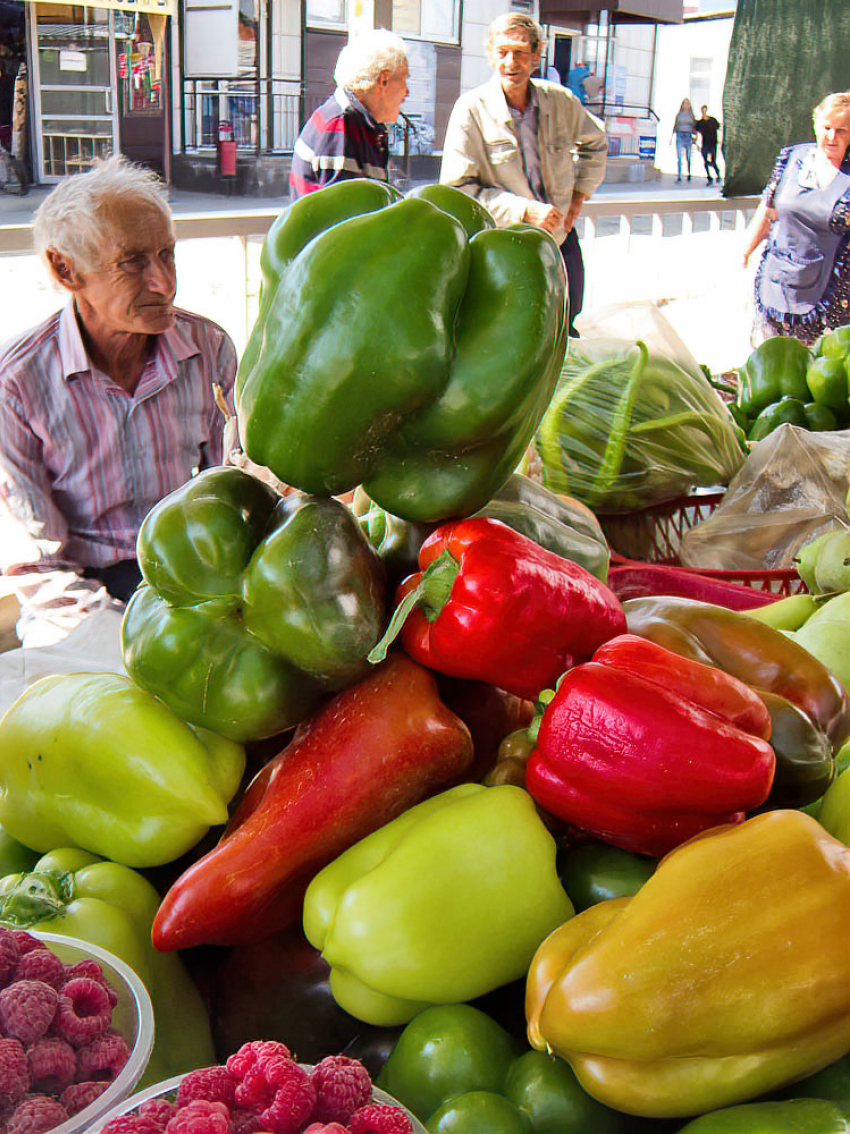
{"left": 63, "top": 960, "right": 119, "bottom": 1007}
{"left": 176, "top": 1065, "right": 237, "bottom": 1109}
{"left": 0, "top": 981, "right": 58, "bottom": 1045}
{"left": 310, "top": 1056, "right": 372, "bottom": 1125}
{"left": 102, "top": 1115, "right": 165, "bottom": 1134}
{"left": 139, "top": 1097, "right": 179, "bottom": 1128}
{"left": 0, "top": 1036, "right": 29, "bottom": 1107}
{"left": 52, "top": 976, "right": 111, "bottom": 1046}
{"left": 7, "top": 1093, "right": 68, "bottom": 1134}
{"left": 346, "top": 1104, "right": 413, "bottom": 1134}
{"left": 10, "top": 933, "right": 41, "bottom": 958}
{"left": 13, "top": 949, "right": 65, "bottom": 990}
{"left": 60, "top": 1079, "right": 109, "bottom": 1116}
{"left": 226, "top": 1040, "right": 292, "bottom": 1085}
{"left": 303, "top": 1125, "right": 346, "bottom": 1134}
{"left": 27, "top": 1036, "right": 76, "bottom": 1093}
{"left": 256, "top": 1061, "right": 315, "bottom": 1134}
{"left": 75, "top": 1030, "right": 130, "bottom": 1081}
{"left": 165, "top": 1099, "right": 231, "bottom": 1134}
{"left": 0, "top": 929, "right": 20, "bottom": 986}
{"left": 230, "top": 1111, "right": 265, "bottom": 1134}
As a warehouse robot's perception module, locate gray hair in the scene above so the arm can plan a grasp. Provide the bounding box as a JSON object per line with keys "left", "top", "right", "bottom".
{"left": 334, "top": 29, "right": 408, "bottom": 93}
{"left": 33, "top": 154, "right": 173, "bottom": 274}
{"left": 487, "top": 12, "right": 543, "bottom": 55}
{"left": 814, "top": 91, "right": 850, "bottom": 122}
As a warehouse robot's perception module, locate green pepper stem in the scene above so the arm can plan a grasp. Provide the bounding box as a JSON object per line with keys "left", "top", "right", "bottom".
{"left": 368, "top": 550, "right": 459, "bottom": 664}
{"left": 0, "top": 870, "right": 72, "bottom": 928}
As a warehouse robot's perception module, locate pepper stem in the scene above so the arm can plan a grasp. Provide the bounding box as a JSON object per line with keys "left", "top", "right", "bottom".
{"left": 0, "top": 870, "right": 72, "bottom": 928}
{"left": 368, "top": 550, "right": 460, "bottom": 664}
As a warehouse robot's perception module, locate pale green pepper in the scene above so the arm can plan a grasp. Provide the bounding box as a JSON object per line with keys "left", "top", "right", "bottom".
{"left": 304, "top": 784, "right": 573, "bottom": 1026}
{"left": 0, "top": 673, "right": 245, "bottom": 867}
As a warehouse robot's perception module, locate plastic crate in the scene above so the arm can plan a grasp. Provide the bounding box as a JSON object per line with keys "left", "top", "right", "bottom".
{"left": 599, "top": 492, "right": 807, "bottom": 596}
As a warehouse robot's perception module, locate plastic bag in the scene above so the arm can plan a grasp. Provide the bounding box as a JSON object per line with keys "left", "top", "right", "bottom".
{"left": 526, "top": 305, "right": 747, "bottom": 513}
{"left": 679, "top": 425, "right": 850, "bottom": 571}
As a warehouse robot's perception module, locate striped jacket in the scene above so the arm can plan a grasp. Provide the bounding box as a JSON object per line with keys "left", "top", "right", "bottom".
{"left": 289, "top": 88, "right": 389, "bottom": 199}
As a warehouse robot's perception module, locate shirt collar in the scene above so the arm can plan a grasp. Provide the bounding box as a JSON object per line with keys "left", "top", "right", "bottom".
{"left": 337, "top": 86, "right": 383, "bottom": 132}
{"left": 488, "top": 74, "right": 539, "bottom": 122}
{"left": 58, "top": 303, "right": 198, "bottom": 383}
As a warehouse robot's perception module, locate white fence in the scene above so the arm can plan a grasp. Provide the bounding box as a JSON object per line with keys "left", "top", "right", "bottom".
{"left": 0, "top": 193, "right": 761, "bottom": 374}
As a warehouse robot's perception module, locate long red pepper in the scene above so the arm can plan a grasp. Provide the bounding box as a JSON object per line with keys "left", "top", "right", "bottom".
{"left": 370, "top": 517, "right": 626, "bottom": 700}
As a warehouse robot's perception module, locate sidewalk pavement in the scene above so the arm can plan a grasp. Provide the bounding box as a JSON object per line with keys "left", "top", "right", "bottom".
{"left": 0, "top": 169, "right": 728, "bottom": 228}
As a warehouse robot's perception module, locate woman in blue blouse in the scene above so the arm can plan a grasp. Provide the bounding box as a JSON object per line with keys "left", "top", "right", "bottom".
{"left": 743, "top": 91, "right": 850, "bottom": 345}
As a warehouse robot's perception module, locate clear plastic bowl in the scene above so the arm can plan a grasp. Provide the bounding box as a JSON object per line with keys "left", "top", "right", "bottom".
{"left": 88, "top": 1067, "right": 428, "bottom": 1133}
{"left": 28, "top": 931, "right": 155, "bottom": 1134}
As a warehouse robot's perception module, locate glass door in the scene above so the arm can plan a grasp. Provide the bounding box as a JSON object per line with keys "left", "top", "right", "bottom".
{"left": 31, "top": 3, "right": 118, "bottom": 181}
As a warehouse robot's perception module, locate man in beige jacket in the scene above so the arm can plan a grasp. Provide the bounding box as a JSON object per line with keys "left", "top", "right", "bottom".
{"left": 440, "top": 13, "right": 607, "bottom": 334}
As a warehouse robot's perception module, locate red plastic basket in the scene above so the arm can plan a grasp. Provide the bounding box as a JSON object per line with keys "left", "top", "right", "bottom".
{"left": 599, "top": 492, "right": 807, "bottom": 596}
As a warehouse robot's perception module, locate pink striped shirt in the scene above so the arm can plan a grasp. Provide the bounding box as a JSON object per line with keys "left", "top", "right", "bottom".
{"left": 0, "top": 303, "right": 237, "bottom": 571}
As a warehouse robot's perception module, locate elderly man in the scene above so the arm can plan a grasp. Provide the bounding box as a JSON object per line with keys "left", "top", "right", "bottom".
{"left": 440, "top": 13, "right": 607, "bottom": 335}
{"left": 0, "top": 156, "right": 236, "bottom": 644}
{"left": 289, "top": 29, "right": 409, "bottom": 199}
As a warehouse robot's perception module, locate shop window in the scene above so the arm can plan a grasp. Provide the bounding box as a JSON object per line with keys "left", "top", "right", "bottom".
{"left": 116, "top": 12, "right": 165, "bottom": 114}
{"left": 392, "top": 0, "right": 457, "bottom": 40}
{"left": 182, "top": 0, "right": 259, "bottom": 149}
{"left": 306, "top": 0, "right": 347, "bottom": 28}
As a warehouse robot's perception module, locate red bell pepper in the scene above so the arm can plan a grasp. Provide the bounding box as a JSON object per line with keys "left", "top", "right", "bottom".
{"left": 152, "top": 655, "right": 473, "bottom": 950}
{"left": 525, "top": 634, "right": 776, "bottom": 856}
{"left": 369, "top": 517, "right": 626, "bottom": 700}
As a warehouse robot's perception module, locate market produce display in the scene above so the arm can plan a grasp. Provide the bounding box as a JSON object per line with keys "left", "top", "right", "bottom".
{"left": 123, "top": 467, "right": 386, "bottom": 741}
{"left": 5, "top": 178, "right": 850, "bottom": 1134}
{"left": 0, "top": 849, "right": 214, "bottom": 1083}
{"left": 735, "top": 329, "right": 850, "bottom": 440}
{"left": 0, "top": 673, "right": 245, "bottom": 867}
{"left": 235, "top": 180, "right": 568, "bottom": 522}
{"left": 528, "top": 336, "right": 747, "bottom": 512}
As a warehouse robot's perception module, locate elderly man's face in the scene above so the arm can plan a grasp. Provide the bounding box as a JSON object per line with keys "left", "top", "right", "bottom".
{"left": 74, "top": 200, "right": 177, "bottom": 337}
{"left": 366, "top": 63, "right": 409, "bottom": 125}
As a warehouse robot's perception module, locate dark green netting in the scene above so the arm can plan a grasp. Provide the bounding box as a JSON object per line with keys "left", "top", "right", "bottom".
{"left": 722, "top": 0, "right": 850, "bottom": 198}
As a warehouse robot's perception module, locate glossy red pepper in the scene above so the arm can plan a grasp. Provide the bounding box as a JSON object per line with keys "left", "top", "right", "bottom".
{"left": 525, "top": 634, "right": 776, "bottom": 856}
{"left": 370, "top": 518, "right": 626, "bottom": 700}
{"left": 152, "top": 655, "right": 473, "bottom": 951}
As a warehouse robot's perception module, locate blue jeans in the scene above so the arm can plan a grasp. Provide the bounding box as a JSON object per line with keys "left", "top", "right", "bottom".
{"left": 676, "top": 132, "right": 693, "bottom": 178}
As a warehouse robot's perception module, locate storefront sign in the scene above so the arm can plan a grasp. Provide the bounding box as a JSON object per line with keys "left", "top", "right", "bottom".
{"left": 59, "top": 49, "right": 87, "bottom": 71}
{"left": 25, "top": 0, "right": 176, "bottom": 14}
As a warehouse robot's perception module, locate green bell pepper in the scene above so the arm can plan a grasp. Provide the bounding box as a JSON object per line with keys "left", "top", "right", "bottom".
{"left": 738, "top": 337, "right": 812, "bottom": 418}
{"left": 0, "top": 848, "right": 214, "bottom": 1085}
{"left": 123, "top": 466, "right": 386, "bottom": 741}
{"left": 556, "top": 841, "right": 656, "bottom": 913}
{"left": 379, "top": 1004, "right": 628, "bottom": 1133}
{"left": 0, "top": 672, "right": 245, "bottom": 867}
{"left": 676, "top": 1099, "right": 850, "bottom": 1133}
{"left": 236, "top": 179, "right": 568, "bottom": 523}
{"left": 747, "top": 396, "right": 809, "bottom": 441}
{"left": 806, "top": 357, "right": 849, "bottom": 410}
{"left": 804, "top": 403, "right": 839, "bottom": 432}
{"left": 757, "top": 690, "right": 834, "bottom": 809}
{"left": 0, "top": 825, "right": 38, "bottom": 876}
{"left": 819, "top": 739, "right": 850, "bottom": 844}
{"left": 303, "top": 784, "right": 573, "bottom": 1026}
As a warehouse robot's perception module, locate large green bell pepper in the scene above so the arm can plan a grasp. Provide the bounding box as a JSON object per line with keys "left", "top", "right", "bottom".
{"left": 0, "top": 848, "right": 214, "bottom": 1085}
{"left": 236, "top": 179, "right": 568, "bottom": 523}
{"left": 303, "top": 784, "right": 573, "bottom": 1026}
{"left": 556, "top": 841, "right": 656, "bottom": 913}
{"left": 123, "top": 466, "right": 386, "bottom": 741}
{"left": 737, "top": 337, "right": 812, "bottom": 418}
{"left": 0, "top": 673, "right": 245, "bottom": 867}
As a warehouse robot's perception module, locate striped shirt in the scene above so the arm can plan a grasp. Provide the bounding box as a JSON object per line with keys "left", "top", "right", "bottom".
{"left": 0, "top": 303, "right": 237, "bottom": 573}
{"left": 289, "top": 88, "right": 389, "bottom": 199}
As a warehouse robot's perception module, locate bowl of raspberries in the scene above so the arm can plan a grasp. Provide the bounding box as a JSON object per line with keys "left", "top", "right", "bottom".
{"left": 88, "top": 1040, "right": 427, "bottom": 1134}
{"left": 0, "top": 928, "right": 154, "bottom": 1134}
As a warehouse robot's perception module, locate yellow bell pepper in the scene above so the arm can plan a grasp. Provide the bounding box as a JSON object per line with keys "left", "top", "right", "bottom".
{"left": 526, "top": 810, "right": 850, "bottom": 1119}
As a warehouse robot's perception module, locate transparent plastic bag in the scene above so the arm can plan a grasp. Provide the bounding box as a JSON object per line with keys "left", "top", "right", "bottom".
{"left": 679, "top": 425, "right": 850, "bottom": 571}
{"left": 527, "top": 305, "right": 747, "bottom": 513}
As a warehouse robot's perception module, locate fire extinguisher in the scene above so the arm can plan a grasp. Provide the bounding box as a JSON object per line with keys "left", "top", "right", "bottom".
{"left": 218, "top": 120, "right": 237, "bottom": 178}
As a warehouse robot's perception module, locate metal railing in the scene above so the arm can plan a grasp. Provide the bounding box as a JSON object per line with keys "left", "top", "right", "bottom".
{"left": 180, "top": 77, "right": 302, "bottom": 154}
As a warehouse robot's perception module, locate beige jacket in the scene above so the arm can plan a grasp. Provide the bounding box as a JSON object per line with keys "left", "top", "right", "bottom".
{"left": 439, "top": 76, "right": 607, "bottom": 242}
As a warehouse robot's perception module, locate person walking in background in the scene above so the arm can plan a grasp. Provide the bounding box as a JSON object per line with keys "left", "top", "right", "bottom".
{"left": 566, "top": 58, "right": 590, "bottom": 104}
{"left": 439, "top": 13, "right": 607, "bottom": 337}
{"left": 696, "top": 104, "right": 721, "bottom": 184}
{"left": 672, "top": 98, "right": 697, "bottom": 183}
{"left": 743, "top": 91, "right": 850, "bottom": 346}
{"left": 582, "top": 67, "right": 605, "bottom": 115}
{"left": 289, "top": 30, "right": 409, "bottom": 199}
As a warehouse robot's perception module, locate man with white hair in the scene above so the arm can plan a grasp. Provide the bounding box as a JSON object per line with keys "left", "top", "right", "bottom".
{"left": 0, "top": 155, "right": 236, "bottom": 643}
{"left": 289, "top": 29, "right": 409, "bottom": 198}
